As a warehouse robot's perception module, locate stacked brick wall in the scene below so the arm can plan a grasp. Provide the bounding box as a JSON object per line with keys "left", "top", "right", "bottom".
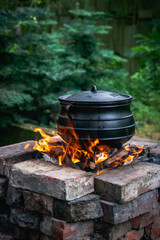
{"left": 0, "top": 140, "right": 159, "bottom": 239}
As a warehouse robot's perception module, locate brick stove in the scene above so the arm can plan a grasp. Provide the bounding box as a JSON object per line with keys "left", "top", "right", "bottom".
{"left": 0, "top": 140, "right": 160, "bottom": 240}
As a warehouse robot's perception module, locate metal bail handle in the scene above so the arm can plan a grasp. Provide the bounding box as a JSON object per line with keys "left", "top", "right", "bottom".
{"left": 91, "top": 85, "right": 97, "bottom": 93}
{"left": 65, "top": 104, "right": 72, "bottom": 120}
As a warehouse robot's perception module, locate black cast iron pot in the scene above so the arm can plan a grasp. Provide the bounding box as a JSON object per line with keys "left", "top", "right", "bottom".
{"left": 57, "top": 86, "right": 135, "bottom": 148}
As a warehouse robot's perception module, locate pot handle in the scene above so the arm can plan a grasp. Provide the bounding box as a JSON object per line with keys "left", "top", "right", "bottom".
{"left": 91, "top": 85, "right": 97, "bottom": 93}
{"left": 65, "top": 104, "right": 72, "bottom": 120}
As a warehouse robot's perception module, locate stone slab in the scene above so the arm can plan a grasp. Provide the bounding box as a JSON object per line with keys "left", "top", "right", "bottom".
{"left": 102, "top": 221, "right": 131, "bottom": 240}
{"left": 127, "top": 139, "right": 159, "bottom": 151}
{"left": 6, "top": 186, "right": 23, "bottom": 207}
{"left": 0, "top": 214, "right": 11, "bottom": 233}
{"left": 101, "top": 190, "right": 158, "bottom": 224}
{"left": 0, "top": 177, "right": 7, "bottom": 199}
{"left": 54, "top": 194, "right": 103, "bottom": 222}
{"left": 0, "top": 200, "right": 10, "bottom": 214}
{"left": 10, "top": 159, "right": 94, "bottom": 201}
{"left": 150, "top": 145, "right": 160, "bottom": 157}
{"left": 94, "top": 162, "right": 160, "bottom": 203}
{"left": 10, "top": 207, "right": 40, "bottom": 230}
{"left": 0, "top": 141, "right": 42, "bottom": 177}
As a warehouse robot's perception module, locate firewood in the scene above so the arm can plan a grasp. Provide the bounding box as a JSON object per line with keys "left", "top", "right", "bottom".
{"left": 43, "top": 153, "right": 58, "bottom": 164}
{"left": 46, "top": 136, "right": 64, "bottom": 145}
{"left": 104, "top": 145, "right": 143, "bottom": 166}
{"left": 64, "top": 155, "right": 81, "bottom": 169}
{"left": 42, "top": 136, "right": 65, "bottom": 157}
{"left": 104, "top": 147, "right": 129, "bottom": 166}
{"left": 90, "top": 161, "right": 96, "bottom": 169}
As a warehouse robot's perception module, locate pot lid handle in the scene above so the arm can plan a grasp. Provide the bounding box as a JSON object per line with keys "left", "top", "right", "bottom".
{"left": 91, "top": 85, "right": 97, "bottom": 93}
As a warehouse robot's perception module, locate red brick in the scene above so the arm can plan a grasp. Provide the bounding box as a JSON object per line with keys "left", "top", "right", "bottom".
{"left": 29, "top": 230, "right": 40, "bottom": 240}
{"left": 145, "top": 224, "right": 152, "bottom": 239}
{"left": 102, "top": 221, "right": 131, "bottom": 240}
{"left": 131, "top": 215, "right": 143, "bottom": 229}
{"left": 120, "top": 229, "right": 144, "bottom": 240}
{"left": 23, "top": 190, "right": 54, "bottom": 215}
{"left": 0, "top": 233, "right": 13, "bottom": 240}
{"left": 144, "top": 217, "right": 160, "bottom": 239}
{"left": 151, "top": 218, "right": 160, "bottom": 239}
{"left": 40, "top": 216, "right": 93, "bottom": 240}
{"left": 14, "top": 227, "right": 40, "bottom": 240}
{"left": 13, "top": 225, "right": 29, "bottom": 240}
{"left": 131, "top": 211, "right": 156, "bottom": 229}
{"left": 53, "top": 218, "right": 93, "bottom": 240}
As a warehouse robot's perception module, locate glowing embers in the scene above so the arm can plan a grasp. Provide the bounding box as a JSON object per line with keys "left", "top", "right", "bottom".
{"left": 25, "top": 128, "right": 143, "bottom": 175}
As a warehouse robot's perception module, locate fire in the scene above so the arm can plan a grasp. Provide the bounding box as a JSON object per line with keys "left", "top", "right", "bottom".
{"left": 24, "top": 128, "right": 144, "bottom": 175}
{"left": 24, "top": 143, "right": 30, "bottom": 150}
{"left": 123, "top": 155, "right": 133, "bottom": 165}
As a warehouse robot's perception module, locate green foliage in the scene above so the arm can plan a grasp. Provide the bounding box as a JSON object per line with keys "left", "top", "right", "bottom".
{"left": 0, "top": 6, "right": 128, "bottom": 128}
{"left": 53, "top": 8, "right": 128, "bottom": 93}
{"left": 128, "top": 23, "right": 160, "bottom": 135}
{"left": 0, "top": 8, "right": 62, "bottom": 127}
{"left": 0, "top": 88, "right": 33, "bottom": 109}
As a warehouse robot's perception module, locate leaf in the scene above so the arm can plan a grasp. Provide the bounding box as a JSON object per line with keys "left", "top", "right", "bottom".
{"left": 0, "top": 88, "right": 33, "bottom": 108}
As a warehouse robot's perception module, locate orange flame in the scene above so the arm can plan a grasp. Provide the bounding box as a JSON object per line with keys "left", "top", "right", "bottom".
{"left": 30, "top": 127, "right": 144, "bottom": 175}
{"left": 123, "top": 155, "right": 134, "bottom": 165}
{"left": 24, "top": 143, "right": 30, "bottom": 150}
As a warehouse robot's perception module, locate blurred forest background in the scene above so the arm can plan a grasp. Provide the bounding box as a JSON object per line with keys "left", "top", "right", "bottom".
{"left": 0, "top": 0, "right": 160, "bottom": 146}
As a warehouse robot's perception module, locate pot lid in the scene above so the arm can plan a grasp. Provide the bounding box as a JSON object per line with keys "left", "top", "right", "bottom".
{"left": 58, "top": 85, "right": 132, "bottom": 104}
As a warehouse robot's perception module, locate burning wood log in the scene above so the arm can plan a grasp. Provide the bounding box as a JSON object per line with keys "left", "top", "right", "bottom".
{"left": 64, "top": 155, "right": 81, "bottom": 169}
{"left": 43, "top": 153, "right": 58, "bottom": 164}
{"left": 41, "top": 136, "right": 65, "bottom": 157}
{"left": 39, "top": 137, "right": 81, "bottom": 169}
{"left": 46, "top": 135, "right": 64, "bottom": 145}
{"left": 33, "top": 128, "right": 144, "bottom": 173}
{"left": 104, "top": 144, "right": 143, "bottom": 166}
{"left": 90, "top": 161, "right": 96, "bottom": 170}
{"left": 106, "top": 147, "right": 128, "bottom": 165}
